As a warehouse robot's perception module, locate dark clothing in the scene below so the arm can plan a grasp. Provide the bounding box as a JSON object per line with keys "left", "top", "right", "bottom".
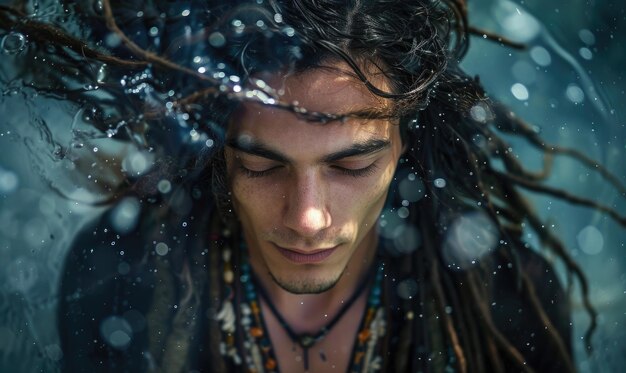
{"left": 59, "top": 210, "right": 572, "bottom": 372}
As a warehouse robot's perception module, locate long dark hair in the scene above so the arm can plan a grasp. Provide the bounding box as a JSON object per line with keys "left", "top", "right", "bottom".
{"left": 3, "top": 0, "right": 625, "bottom": 371}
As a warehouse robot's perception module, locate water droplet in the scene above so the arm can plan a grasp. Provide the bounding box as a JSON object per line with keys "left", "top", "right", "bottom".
{"left": 530, "top": 46, "right": 552, "bottom": 66}
{"left": 283, "top": 27, "right": 295, "bottom": 37}
{"left": 97, "top": 64, "right": 107, "bottom": 83}
{"left": 181, "top": 9, "right": 190, "bottom": 17}
{"left": 578, "top": 47, "right": 592, "bottom": 60}
{"left": 578, "top": 29, "right": 596, "bottom": 46}
{"left": 511, "top": 83, "right": 529, "bottom": 101}
{"left": 1, "top": 32, "right": 27, "bottom": 54}
{"left": 157, "top": 179, "right": 171, "bottom": 194}
{"left": 469, "top": 103, "right": 492, "bottom": 123}
{"left": 397, "top": 207, "right": 409, "bottom": 219}
{"left": 0, "top": 168, "right": 19, "bottom": 193}
{"left": 565, "top": 84, "right": 584, "bottom": 104}
{"left": 577, "top": 225, "right": 603, "bottom": 255}
{"left": 105, "top": 32, "right": 122, "bottom": 48}
{"left": 155, "top": 242, "right": 169, "bottom": 256}
{"left": 433, "top": 178, "right": 446, "bottom": 188}
{"left": 110, "top": 197, "right": 140, "bottom": 234}
{"left": 390, "top": 224, "right": 421, "bottom": 254}
{"left": 149, "top": 26, "right": 159, "bottom": 37}
{"left": 498, "top": 5, "right": 540, "bottom": 42}
{"left": 100, "top": 316, "right": 133, "bottom": 349}
{"left": 92, "top": 0, "right": 104, "bottom": 14}
{"left": 442, "top": 211, "right": 498, "bottom": 270}
{"left": 122, "top": 151, "right": 154, "bottom": 175}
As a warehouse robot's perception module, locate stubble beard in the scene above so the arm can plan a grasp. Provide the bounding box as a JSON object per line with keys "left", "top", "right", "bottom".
{"left": 267, "top": 265, "right": 347, "bottom": 294}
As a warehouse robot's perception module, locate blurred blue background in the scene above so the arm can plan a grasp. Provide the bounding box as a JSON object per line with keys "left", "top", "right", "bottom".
{"left": 0, "top": 0, "right": 624, "bottom": 371}
{"left": 464, "top": 0, "right": 626, "bottom": 371}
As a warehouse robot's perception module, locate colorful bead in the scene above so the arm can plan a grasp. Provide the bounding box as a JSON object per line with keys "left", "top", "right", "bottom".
{"left": 223, "top": 269, "right": 234, "bottom": 283}
{"left": 219, "top": 232, "right": 386, "bottom": 373}
{"left": 250, "top": 326, "right": 264, "bottom": 338}
{"left": 358, "top": 329, "right": 371, "bottom": 343}
{"left": 265, "top": 358, "right": 277, "bottom": 370}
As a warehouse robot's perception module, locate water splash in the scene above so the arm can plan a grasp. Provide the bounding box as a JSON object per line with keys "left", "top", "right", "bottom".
{"left": 492, "top": 0, "right": 614, "bottom": 123}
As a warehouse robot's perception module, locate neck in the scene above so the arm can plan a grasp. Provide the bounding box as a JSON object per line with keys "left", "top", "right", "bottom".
{"left": 247, "top": 229, "right": 378, "bottom": 334}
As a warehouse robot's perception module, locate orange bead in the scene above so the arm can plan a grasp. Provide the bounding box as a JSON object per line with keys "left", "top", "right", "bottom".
{"left": 265, "top": 358, "right": 277, "bottom": 370}
{"left": 358, "top": 329, "right": 371, "bottom": 344}
{"left": 250, "top": 326, "right": 264, "bottom": 338}
{"left": 354, "top": 351, "right": 365, "bottom": 363}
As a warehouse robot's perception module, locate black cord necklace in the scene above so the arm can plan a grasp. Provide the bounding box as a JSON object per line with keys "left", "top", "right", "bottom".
{"left": 253, "top": 269, "right": 374, "bottom": 372}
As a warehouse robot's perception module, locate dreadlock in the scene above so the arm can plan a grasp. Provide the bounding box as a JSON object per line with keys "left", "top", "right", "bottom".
{"left": 2, "top": 0, "right": 625, "bottom": 372}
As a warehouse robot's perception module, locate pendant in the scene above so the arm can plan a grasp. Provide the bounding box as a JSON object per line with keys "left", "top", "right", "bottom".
{"left": 297, "top": 334, "right": 316, "bottom": 371}
{"left": 298, "top": 334, "right": 316, "bottom": 349}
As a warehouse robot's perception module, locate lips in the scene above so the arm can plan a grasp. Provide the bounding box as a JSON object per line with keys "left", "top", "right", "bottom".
{"left": 274, "top": 244, "right": 339, "bottom": 264}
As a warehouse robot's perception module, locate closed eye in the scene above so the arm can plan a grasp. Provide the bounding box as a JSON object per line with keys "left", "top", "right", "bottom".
{"left": 239, "top": 165, "right": 282, "bottom": 178}
{"left": 332, "top": 162, "right": 379, "bottom": 178}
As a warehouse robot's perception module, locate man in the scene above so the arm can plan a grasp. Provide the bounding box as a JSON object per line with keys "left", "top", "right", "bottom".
{"left": 46, "top": 0, "right": 583, "bottom": 372}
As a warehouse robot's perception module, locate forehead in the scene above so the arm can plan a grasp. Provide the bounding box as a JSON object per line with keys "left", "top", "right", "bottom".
{"left": 262, "top": 62, "right": 391, "bottom": 114}
{"left": 228, "top": 61, "right": 397, "bottom": 154}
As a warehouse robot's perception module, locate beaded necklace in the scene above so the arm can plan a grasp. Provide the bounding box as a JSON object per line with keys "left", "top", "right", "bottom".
{"left": 215, "top": 232, "right": 387, "bottom": 373}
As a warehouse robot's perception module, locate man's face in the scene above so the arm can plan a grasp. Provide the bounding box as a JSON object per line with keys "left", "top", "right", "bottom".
{"left": 225, "top": 61, "right": 404, "bottom": 294}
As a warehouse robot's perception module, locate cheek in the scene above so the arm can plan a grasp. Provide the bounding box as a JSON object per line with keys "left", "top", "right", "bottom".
{"left": 335, "top": 171, "right": 393, "bottom": 225}
{"left": 231, "top": 176, "right": 284, "bottom": 222}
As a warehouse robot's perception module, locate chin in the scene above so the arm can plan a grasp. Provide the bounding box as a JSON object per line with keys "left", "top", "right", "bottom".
{"left": 269, "top": 270, "right": 343, "bottom": 294}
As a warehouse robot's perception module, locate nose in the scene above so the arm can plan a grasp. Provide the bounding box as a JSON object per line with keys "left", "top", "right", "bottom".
{"left": 282, "top": 171, "right": 332, "bottom": 238}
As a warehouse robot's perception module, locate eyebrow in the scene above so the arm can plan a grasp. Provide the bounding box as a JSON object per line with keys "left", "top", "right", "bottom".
{"left": 226, "top": 137, "right": 391, "bottom": 163}
{"left": 339, "top": 107, "right": 394, "bottom": 121}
